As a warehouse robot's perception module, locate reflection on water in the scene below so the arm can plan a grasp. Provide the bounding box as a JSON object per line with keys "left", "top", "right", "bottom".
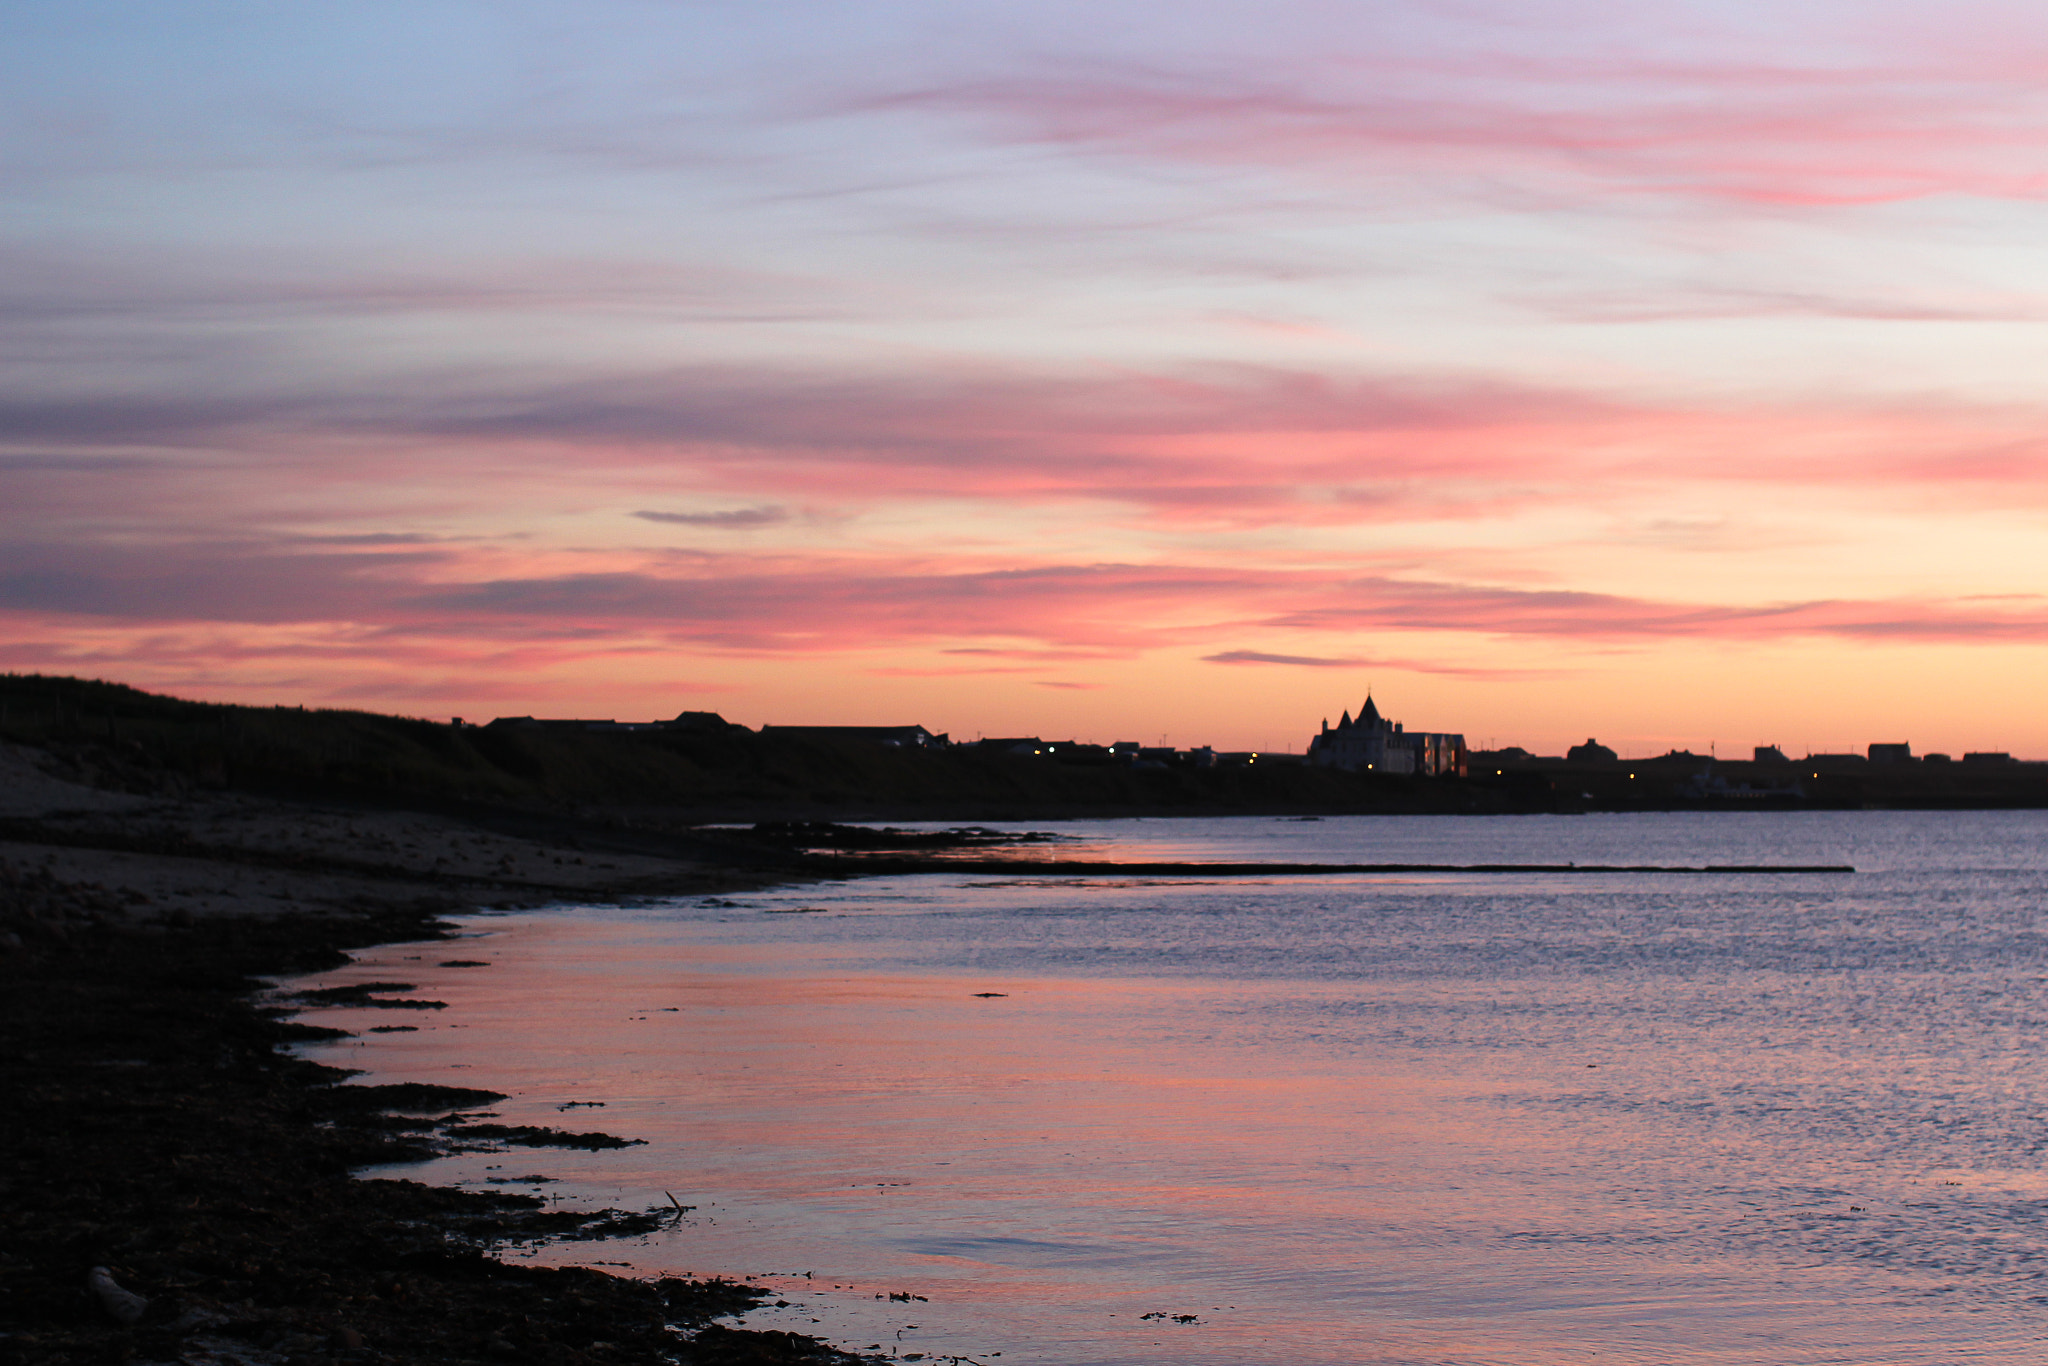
{"left": 291, "top": 811, "right": 2048, "bottom": 1365}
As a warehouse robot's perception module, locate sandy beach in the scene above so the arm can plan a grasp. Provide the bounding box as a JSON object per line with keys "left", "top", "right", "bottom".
{"left": 0, "top": 740, "right": 870, "bottom": 1366}
{"left": 0, "top": 739, "right": 790, "bottom": 932}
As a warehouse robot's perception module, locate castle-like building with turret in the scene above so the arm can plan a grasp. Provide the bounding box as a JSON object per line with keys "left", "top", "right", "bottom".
{"left": 1307, "top": 695, "right": 1468, "bottom": 777}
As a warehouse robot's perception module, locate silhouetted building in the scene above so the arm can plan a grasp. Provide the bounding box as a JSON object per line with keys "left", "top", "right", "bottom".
{"left": 1753, "top": 745, "right": 1788, "bottom": 763}
{"left": 487, "top": 716, "right": 648, "bottom": 732}
{"left": 1307, "top": 695, "right": 1466, "bottom": 776}
{"left": 1868, "top": 742, "right": 1913, "bottom": 764}
{"left": 976, "top": 736, "right": 1045, "bottom": 755}
{"left": 996, "top": 739, "right": 1112, "bottom": 763}
{"left": 669, "top": 710, "right": 743, "bottom": 733}
{"left": 486, "top": 711, "right": 743, "bottom": 733}
{"left": 1051, "top": 742, "right": 1114, "bottom": 763}
{"left": 1963, "top": 751, "right": 2014, "bottom": 765}
{"left": 764, "top": 724, "right": 948, "bottom": 748}
{"left": 1567, "top": 738, "right": 1617, "bottom": 763}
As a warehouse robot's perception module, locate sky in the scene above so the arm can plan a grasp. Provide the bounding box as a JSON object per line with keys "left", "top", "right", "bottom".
{"left": 6, "top": 0, "right": 2048, "bottom": 757}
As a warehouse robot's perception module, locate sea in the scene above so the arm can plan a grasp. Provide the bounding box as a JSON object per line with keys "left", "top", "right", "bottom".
{"left": 286, "top": 810, "right": 2048, "bottom": 1365}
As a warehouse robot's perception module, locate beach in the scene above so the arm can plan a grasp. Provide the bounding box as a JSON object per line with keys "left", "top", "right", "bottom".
{"left": 0, "top": 741, "right": 864, "bottom": 1366}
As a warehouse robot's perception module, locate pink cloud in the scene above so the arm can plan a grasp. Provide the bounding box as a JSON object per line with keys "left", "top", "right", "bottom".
{"left": 853, "top": 47, "right": 2048, "bottom": 207}
{"left": 1204, "top": 649, "right": 1361, "bottom": 667}
{"left": 19, "top": 359, "right": 2048, "bottom": 553}
{"left": 867, "top": 665, "right": 1036, "bottom": 677}
{"left": 633, "top": 507, "right": 791, "bottom": 529}
{"left": 6, "top": 537, "right": 2046, "bottom": 659}
{"left": 1203, "top": 650, "right": 1561, "bottom": 679}
{"left": 941, "top": 646, "right": 1131, "bottom": 662}
{"left": 1517, "top": 284, "right": 2048, "bottom": 326}
{"left": 1272, "top": 577, "right": 2048, "bottom": 643}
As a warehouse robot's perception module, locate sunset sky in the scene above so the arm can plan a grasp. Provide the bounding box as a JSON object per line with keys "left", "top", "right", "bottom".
{"left": 7, "top": 1, "right": 2048, "bottom": 756}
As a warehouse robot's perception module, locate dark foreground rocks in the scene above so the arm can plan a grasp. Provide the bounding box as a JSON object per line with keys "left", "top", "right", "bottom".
{"left": 0, "top": 863, "right": 870, "bottom": 1366}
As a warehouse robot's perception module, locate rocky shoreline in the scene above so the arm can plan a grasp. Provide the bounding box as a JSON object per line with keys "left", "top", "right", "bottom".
{"left": 0, "top": 754, "right": 884, "bottom": 1366}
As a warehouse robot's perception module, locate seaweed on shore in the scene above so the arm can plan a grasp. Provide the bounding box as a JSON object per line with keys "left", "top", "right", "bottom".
{"left": 316, "top": 1081, "right": 510, "bottom": 1112}
{"left": 447, "top": 1122, "right": 649, "bottom": 1150}
{"left": 0, "top": 860, "right": 878, "bottom": 1366}
{"left": 294, "top": 982, "right": 449, "bottom": 1009}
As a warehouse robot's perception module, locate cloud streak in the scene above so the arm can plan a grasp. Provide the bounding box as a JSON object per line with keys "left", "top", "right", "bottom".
{"left": 1201, "top": 649, "right": 1557, "bottom": 678}
{"left": 1204, "top": 650, "right": 1362, "bottom": 667}
{"left": 4, "top": 535, "right": 2044, "bottom": 655}
{"left": 856, "top": 30, "right": 2048, "bottom": 208}
{"left": 12, "top": 357, "right": 2048, "bottom": 541}
{"left": 633, "top": 507, "right": 790, "bottom": 529}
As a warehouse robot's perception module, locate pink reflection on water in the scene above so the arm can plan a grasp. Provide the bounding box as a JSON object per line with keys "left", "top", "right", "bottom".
{"left": 286, "top": 904, "right": 2033, "bottom": 1366}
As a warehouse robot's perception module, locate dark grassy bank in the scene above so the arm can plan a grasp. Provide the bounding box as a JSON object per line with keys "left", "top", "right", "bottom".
{"left": 0, "top": 863, "right": 868, "bottom": 1366}
{"left": 8, "top": 673, "right": 2044, "bottom": 818}
{"left": 0, "top": 673, "right": 1492, "bottom": 820}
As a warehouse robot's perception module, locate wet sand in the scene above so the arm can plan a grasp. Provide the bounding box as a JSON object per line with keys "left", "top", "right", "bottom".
{"left": 0, "top": 743, "right": 874, "bottom": 1365}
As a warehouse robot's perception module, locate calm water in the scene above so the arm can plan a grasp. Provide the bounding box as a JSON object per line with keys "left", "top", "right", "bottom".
{"left": 290, "top": 811, "right": 2048, "bottom": 1364}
